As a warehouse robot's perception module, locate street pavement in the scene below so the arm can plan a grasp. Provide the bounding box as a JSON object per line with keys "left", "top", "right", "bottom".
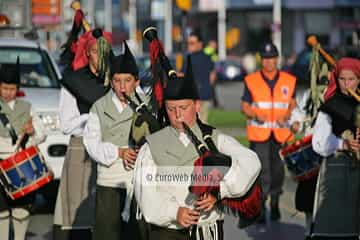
{"left": 27, "top": 82, "right": 307, "bottom": 239}
{"left": 27, "top": 175, "right": 306, "bottom": 240}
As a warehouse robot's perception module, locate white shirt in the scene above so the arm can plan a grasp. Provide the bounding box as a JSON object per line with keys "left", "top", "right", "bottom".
{"left": 0, "top": 99, "right": 47, "bottom": 159}
{"left": 59, "top": 87, "right": 89, "bottom": 136}
{"left": 289, "top": 90, "right": 308, "bottom": 131}
{"left": 83, "top": 91, "right": 127, "bottom": 166}
{"left": 312, "top": 111, "right": 343, "bottom": 157}
{"left": 83, "top": 90, "right": 134, "bottom": 188}
{"left": 134, "top": 130, "right": 261, "bottom": 229}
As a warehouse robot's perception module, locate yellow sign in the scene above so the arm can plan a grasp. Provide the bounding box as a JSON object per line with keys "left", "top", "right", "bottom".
{"left": 226, "top": 28, "right": 240, "bottom": 49}
{"left": 176, "top": 0, "right": 192, "bottom": 11}
{"left": 172, "top": 25, "right": 182, "bottom": 42}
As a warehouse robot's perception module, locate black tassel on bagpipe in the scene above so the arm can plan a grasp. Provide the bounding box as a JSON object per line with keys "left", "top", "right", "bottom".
{"left": 59, "top": 6, "right": 86, "bottom": 67}
{"left": 143, "top": 27, "right": 181, "bottom": 127}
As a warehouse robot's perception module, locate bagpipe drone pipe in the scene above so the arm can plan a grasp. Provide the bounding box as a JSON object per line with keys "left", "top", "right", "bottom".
{"left": 59, "top": 0, "right": 90, "bottom": 68}
{"left": 142, "top": 26, "right": 181, "bottom": 126}
{"left": 61, "top": 1, "right": 112, "bottom": 85}
{"left": 182, "top": 119, "right": 263, "bottom": 228}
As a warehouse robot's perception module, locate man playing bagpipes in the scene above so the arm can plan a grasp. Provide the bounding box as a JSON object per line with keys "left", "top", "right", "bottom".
{"left": 0, "top": 58, "right": 47, "bottom": 240}
{"left": 311, "top": 57, "right": 360, "bottom": 240}
{"left": 83, "top": 41, "right": 149, "bottom": 240}
{"left": 53, "top": 4, "right": 112, "bottom": 238}
{"left": 134, "top": 55, "right": 262, "bottom": 240}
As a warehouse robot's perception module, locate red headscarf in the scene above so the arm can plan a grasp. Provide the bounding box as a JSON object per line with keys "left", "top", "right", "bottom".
{"left": 324, "top": 57, "right": 360, "bottom": 101}
{"left": 71, "top": 30, "right": 112, "bottom": 71}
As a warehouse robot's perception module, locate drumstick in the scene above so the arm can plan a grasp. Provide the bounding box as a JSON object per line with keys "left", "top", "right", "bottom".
{"left": 0, "top": 166, "right": 14, "bottom": 188}
{"left": 14, "top": 133, "right": 29, "bottom": 152}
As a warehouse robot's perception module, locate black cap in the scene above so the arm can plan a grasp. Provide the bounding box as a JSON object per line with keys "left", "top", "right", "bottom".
{"left": 0, "top": 56, "right": 20, "bottom": 85}
{"left": 259, "top": 42, "right": 279, "bottom": 58}
{"left": 164, "top": 55, "right": 199, "bottom": 100}
{"left": 110, "top": 41, "right": 139, "bottom": 77}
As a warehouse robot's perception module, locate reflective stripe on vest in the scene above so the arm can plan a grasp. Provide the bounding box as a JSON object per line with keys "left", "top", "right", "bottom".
{"left": 244, "top": 71, "right": 296, "bottom": 143}
{"left": 247, "top": 120, "right": 289, "bottom": 129}
{"left": 251, "top": 102, "right": 289, "bottom": 109}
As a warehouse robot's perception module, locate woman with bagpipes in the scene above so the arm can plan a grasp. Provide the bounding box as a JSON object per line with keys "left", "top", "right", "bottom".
{"left": 133, "top": 54, "right": 262, "bottom": 240}
{"left": 311, "top": 57, "right": 360, "bottom": 239}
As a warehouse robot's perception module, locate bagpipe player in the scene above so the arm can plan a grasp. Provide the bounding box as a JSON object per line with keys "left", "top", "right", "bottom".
{"left": 53, "top": 28, "right": 112, "bottom": 240}
{"left": 83, "top": 41, "right": 151, "bottom": 240}
{"left": 311, "top": 57, "right": 360, "bottom": 240}
{"left": 134, "top": 56, "right": 261, "bottom": 240}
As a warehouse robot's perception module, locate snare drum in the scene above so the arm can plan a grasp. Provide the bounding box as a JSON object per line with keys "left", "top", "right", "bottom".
{"left": 0, "top": 146, "right": 53, "bottom": 200}
{"left": 279, "top": 135, "right": 323, "bottom": 182}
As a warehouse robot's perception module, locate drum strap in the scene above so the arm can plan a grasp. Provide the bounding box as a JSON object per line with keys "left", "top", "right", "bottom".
{"left": 0, "top": 108, "right": 18, "bottom": 145}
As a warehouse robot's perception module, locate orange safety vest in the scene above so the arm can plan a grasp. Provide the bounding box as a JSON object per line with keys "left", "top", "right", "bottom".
{"left": 244, "top": 71, "right": 296, "bottom": 143}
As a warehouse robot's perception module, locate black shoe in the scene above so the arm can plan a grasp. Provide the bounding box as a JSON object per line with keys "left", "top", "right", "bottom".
{"left": 270, "top": 206, "right": 281, "bottom": 221}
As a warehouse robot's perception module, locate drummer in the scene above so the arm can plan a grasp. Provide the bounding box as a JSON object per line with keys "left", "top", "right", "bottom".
{"left": 288, "top": 65, "right": 328, "bottom": 240}
{"left": 311, "top": 57, "right": 360, "bottom": 240}
{"left": 0, "top": 58, "right": 46, "bottom": 240}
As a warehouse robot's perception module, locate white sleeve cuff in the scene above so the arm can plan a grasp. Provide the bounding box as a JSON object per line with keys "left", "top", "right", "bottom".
{"left": 165, "top": 200, "right": 180, "bottom": 223}
{"left": 337, "top": 138, "right": 344, "bottom": 151}
{"left": 219, "top": 181, "right": 230, "bottom": 199}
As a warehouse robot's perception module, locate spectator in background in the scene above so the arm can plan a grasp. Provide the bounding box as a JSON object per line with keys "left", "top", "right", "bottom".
{"left": 282, "top": 52, "right": 297, "bottom": 73}
{"left": 182, "top": 31, "right": 216, "bottom": 122}
{"left": 204, "top": 40, "right": 221, "bottom": 109}
{"left": 204, "top": 40, "right": 219, "bottom": 62}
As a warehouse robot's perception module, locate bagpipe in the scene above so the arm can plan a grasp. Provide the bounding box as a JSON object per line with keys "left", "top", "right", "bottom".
{"left": 0, "top": 110, "right": 53, "bottom": 200}
{"left": 142, "top": 27, "right": 180, "bottom": 125}
{"left": 182, "top": 119, "right": 262, "bottom": 228}
{"left": 59, "top": 0, "right": 89, "bottom": 67}
{"left": 308, "top": 35, "right": 360, "bottom": 101}
{"left": 61, "top": 1, "right": 112, "bottom": 86}
{"left": 123, "top": 26, "right": 182, "bottom": 148}
{"left": 122, "top": 92, "right": 161, "bottom": 147}
{"left": 70, "top": 1, "right": 91, "bottom": 32}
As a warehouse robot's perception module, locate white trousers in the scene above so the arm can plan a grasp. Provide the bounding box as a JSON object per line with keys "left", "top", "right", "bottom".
{"left": 0, "top": 208, "right": 30, "bottom": 240}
